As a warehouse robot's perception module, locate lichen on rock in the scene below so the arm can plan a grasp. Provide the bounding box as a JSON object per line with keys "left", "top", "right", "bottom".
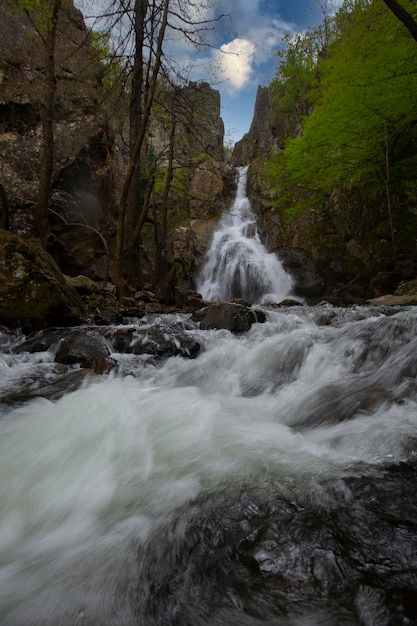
{"left": 0, "top": 229, "right": 84, "bottom": 329}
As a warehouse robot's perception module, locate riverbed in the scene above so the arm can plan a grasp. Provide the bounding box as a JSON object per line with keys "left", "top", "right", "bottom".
{"left": 1, "top": 304, "right": 416, "bottom": 625}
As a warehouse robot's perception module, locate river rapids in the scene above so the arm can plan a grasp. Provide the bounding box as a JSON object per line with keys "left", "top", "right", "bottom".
{"left": 1, "top": 304, "right": 417, "bottom": 625}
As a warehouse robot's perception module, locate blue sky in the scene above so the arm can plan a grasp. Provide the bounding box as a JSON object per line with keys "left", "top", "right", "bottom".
{"left": 194, "top": 0, "right": 335, "bottom": 144}
{"left": 77, "top": 0, "right": 342, "bottom": 144}
{"left": 164, "top": 0, "right": 343, "bottom": 144}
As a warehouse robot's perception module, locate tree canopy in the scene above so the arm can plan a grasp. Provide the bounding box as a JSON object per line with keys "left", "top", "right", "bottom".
{"left": 267, "top": 0, "right": 417, "bottom": 228}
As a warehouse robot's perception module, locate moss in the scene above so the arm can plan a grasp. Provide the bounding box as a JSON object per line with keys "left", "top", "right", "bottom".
{"left": 0, "top": 230, "right": 83, "bottom": 328}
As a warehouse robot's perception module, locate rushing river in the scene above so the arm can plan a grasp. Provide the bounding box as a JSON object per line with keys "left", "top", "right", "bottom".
{"left": 1, "top": 304, "right": 417, "bottom": 625}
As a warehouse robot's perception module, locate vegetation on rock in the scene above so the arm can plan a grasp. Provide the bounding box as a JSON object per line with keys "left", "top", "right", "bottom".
{"left": 2, "top": 0, "right": 417, "bottom": 321}
{"left": 0, "top": 229, "right": 84, "bottom": 328}
{"left": 256, "top": 0, "right": 417, "bottom": 300}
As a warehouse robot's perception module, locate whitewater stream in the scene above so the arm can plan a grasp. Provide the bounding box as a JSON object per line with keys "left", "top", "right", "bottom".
{"left": 1, "top": 169, "right": 417, "bottom": 625}
{"left": 1, "top": 305, "right": 417, "bottom": 625}
{"left": 196, "top": 166, "right": 294, "bottom": 304}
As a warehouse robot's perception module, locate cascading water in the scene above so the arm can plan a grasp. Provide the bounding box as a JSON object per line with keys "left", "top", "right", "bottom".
{"left": 196, "top": 165, "right": 295, "bottom": 303}
{"left": 1, "top": 304, "right": 417, "bottom": 625}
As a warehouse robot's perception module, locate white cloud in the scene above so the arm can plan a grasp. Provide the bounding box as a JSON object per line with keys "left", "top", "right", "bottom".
{"left": 246, "top": 18, "right": 293, "bottom": 65}
{"left": 210, "top": 1, "right": 296, "bottom": 87}
{"left": 211, "top": 37, "right": 256, "bottom": 94}
{"left": 176, "top": 0, "right": 216, "bottom": 24}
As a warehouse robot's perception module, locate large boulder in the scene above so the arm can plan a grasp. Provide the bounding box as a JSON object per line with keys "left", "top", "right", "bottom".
{"left": 0, "top": 230, "right": 84, "bottom": 328}
{"left": 192, "top": 302, "right": 266, "bottom": 333}
{"left": 106, "top": 321, "right": 200, "bottom": 359}
{"left": 55, "top": 329, "right": 114, "bottom": 373}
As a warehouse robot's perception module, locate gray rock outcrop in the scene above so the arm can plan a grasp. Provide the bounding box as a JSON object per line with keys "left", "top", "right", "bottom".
{"left": 0, "top": 229, "right": 83, "bottom": 328}
{"left": 192, "top": 302, "right": 266, "bottom": 333}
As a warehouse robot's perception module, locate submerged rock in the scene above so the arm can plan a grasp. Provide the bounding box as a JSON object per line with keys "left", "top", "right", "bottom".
{"left": 135, "top": 461, "right": 417, "bottom": 625}
{"left": 0, "top": 368, "right": 89, "bottom": 406}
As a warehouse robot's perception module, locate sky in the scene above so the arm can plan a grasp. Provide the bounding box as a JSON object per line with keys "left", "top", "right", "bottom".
{"left": 159, "top": 0, "right": 346, "bottom": 144}
{"left": 77, "top": 0, "right": 342, "bottom": 144}
{"left": 203, "top": 0, "right": 325, "bottom": 143}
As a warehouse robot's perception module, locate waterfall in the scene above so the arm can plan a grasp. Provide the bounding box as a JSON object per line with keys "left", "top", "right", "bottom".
{"left": 196, "top": 165, "right": 294, "bottom": 304}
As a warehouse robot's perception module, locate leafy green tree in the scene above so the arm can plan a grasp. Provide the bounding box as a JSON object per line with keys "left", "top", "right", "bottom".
{"left": 270, "top": 0, "right": 417, "bottom": 259}
{"left": 271, "top": 30, "right": 319, "bottom": 139}
{"left": 381, "top": 0, "right": 417, "bottom": 41}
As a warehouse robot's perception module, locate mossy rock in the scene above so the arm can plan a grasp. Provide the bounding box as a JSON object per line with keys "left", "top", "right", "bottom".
{"left": 0, "top": 230, "right": 84, "bottom": 329}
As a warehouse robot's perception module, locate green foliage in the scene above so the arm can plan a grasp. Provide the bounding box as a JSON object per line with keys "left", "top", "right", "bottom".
{"left": 90, "top": 29, "right": 128, "bottom": 117}
{"left": 4, "top": 0, "right": 52, "bottom": 32}
{"left": 266, "top": 0, "right": 417, "bottom": 222}
{"left": 272, "top": 31, "right": 318, "bottom": 119}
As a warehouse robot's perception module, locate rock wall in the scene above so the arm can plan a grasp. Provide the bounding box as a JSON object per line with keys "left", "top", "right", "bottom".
{"left": 232, "top": 87, "right": 276, "bottom": 167}
{"left": 0, "top": 0, "right": 115, "bottom": 280}
{"left": 232, "top": 85, "right": 417, "bottom": 303}
{"left": 0, "top": 2, "right": 228, "bottom": 298}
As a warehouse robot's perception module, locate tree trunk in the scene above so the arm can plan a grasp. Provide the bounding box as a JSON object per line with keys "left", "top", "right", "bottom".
{"left": 0, "top": 183, "right": 10, "bottom": 231}
{"left": 382, "top": 0, "right": 417, "bottom": 42}
{"left": 153, "top": 109, "right": 176, "bottom": 292}
{"left": 114, "top": 0, "right": 170, "bottom": 297}
{"left": 34, "top": 0, "right": 62, "bottom": 250}
{"left": 125, "top": 0, "right": 148, "bottom": 268}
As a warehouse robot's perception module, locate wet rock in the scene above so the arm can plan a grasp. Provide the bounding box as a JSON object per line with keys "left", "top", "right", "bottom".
{"left": 64, "top": 274, "right": 103, "bottom": 295}
{"left": 93, "top": 308, "right": 125, "bottom": 326}
{"left": 55, "top": 328, "right": 114, "bottom": 373}
{"left": 15, "top": 328, "right": 71, "bottom": 353}
{"left": 192, "top": 302, "right": 266, "bottom": 332}
{"left": 106, "top": 322, "right": 200, "bottom": 359}
{"left": 0, "top": 369, "right": 89, "bottom": 407}
{"left": 135, "top": 461, "right": 417, "bottom": 625}
{"left": 367, "top": 294, "right": 417, "bottom": 305}
{"left": 265, "top": 298, "right": 304, "bottom": 308}
{"left": 0, "top": 230, "right": 84, "bottom": 329}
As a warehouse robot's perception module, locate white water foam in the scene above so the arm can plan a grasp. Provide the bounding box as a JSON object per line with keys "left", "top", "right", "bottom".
{"left": 196, "top": 165, "right": 294, "bottom": 303}
{"left": 1, "top": 306, "right": 417, "bottom": 623}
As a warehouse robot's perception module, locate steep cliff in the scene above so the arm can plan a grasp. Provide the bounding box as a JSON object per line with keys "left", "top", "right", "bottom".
{"left": 0, "top": 0, "right": 115, "bottom": 280}
{"left": 232, "top": 84, "right": 417, "bottom": 303}
{"left": 232, "top": 87, "right": 276, "bottom": 167}
{"left": 0, "top": 1, "right": 228, "bottom": 303}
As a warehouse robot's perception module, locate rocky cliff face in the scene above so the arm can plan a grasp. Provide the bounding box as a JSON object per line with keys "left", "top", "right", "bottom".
{"left": 232, "top": 87, "right": 276, "bottom": 167}
{"left": 0, "top": 1, "right": 229, "bottom": 300}
{"left": 0, "top": 0, "right": 115, "bottom": 280}
{"left": 232, "top": 85, "right": 417, "bottom": 303}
